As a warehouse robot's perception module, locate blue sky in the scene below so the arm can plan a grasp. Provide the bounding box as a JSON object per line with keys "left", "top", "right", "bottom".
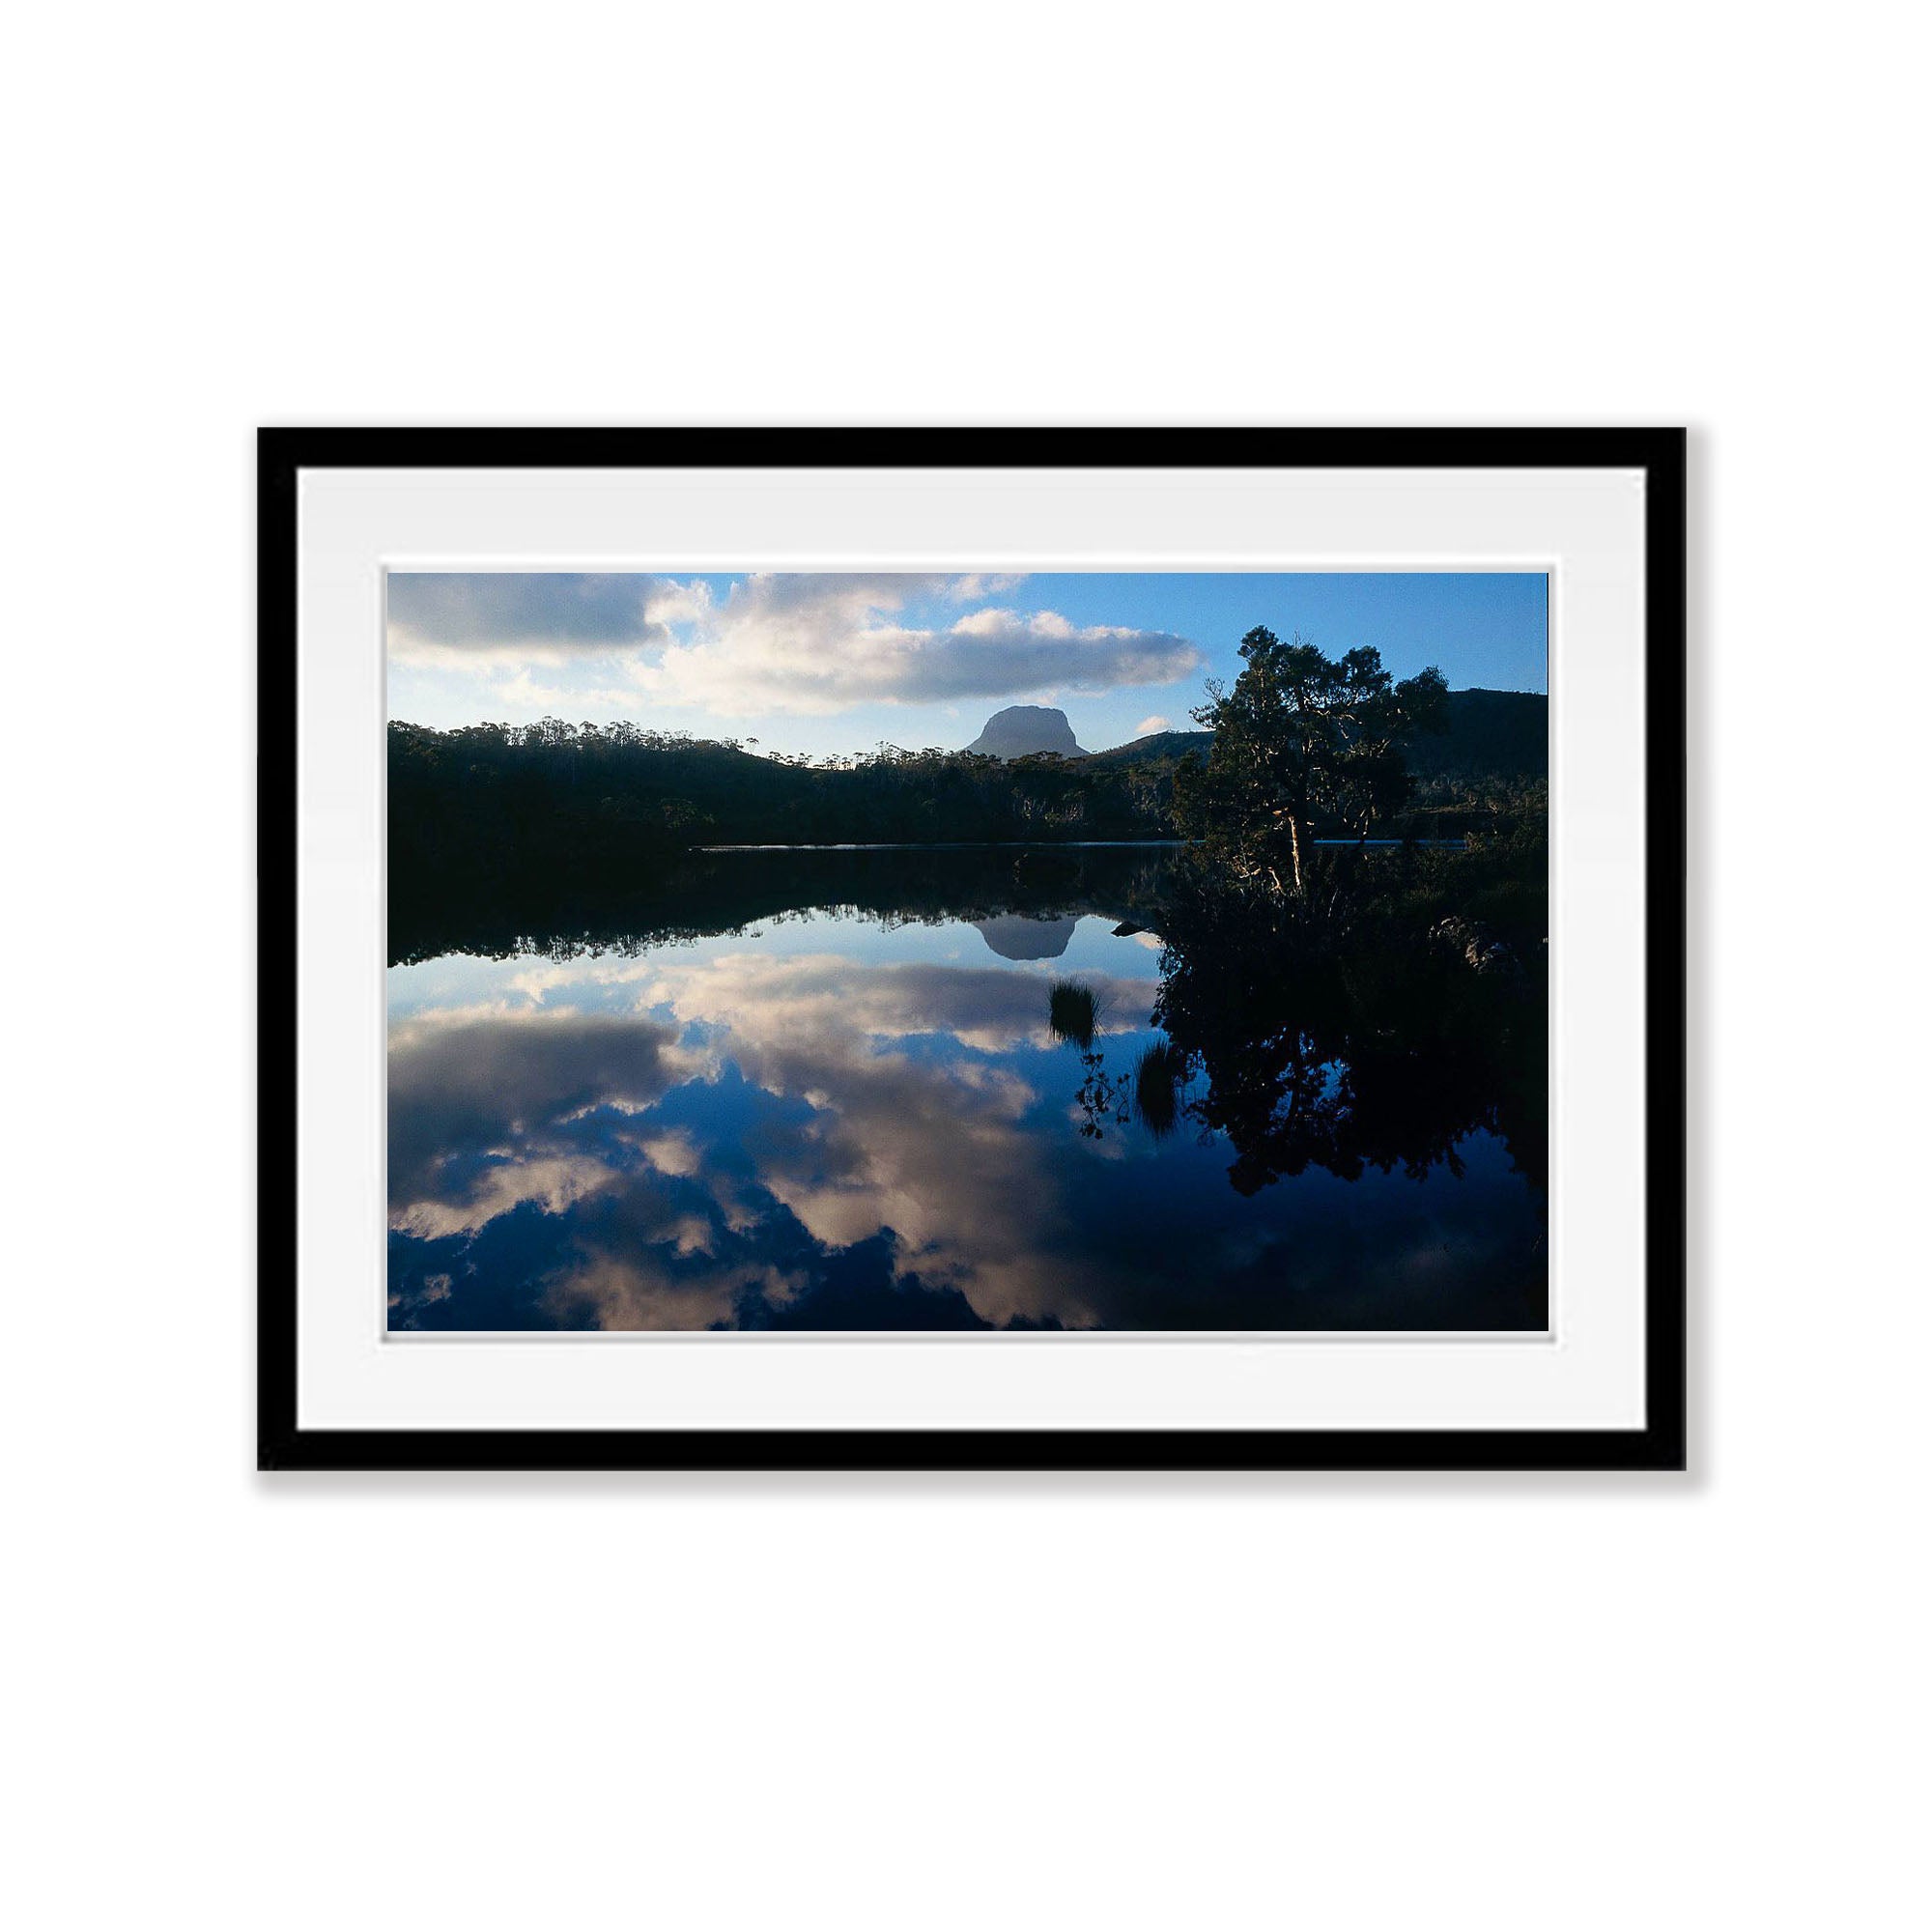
{"left": 387, "top": 570, "right": 1547, "bottom": 757}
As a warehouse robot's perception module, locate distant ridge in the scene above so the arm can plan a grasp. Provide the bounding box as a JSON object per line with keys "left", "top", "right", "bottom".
{"left": 1082, "top": 689, "right": 1548, "bottom": 784}
{"left": 1079, "top": 727, "right": 1213, "bottom": 768}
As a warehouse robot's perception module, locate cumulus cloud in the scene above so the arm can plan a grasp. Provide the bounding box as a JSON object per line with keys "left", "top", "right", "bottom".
{"left": 388, "top": 571, "right": 1201, "bottom": 714}
{"left": 385, "top": 573, "right": 710, "bottom": 667}
{"left": 1132, "top": 715, "right": 1173, "bottom": 738}
{"left": 640, "top": 576, "right": 1200, "bottom": 714}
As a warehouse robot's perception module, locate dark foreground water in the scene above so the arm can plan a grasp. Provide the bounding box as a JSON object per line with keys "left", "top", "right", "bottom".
{"left": 387, "top": 845, "right": 1547, "bottom": 1331}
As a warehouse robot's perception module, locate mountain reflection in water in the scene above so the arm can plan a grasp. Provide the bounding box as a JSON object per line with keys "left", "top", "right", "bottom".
{"left": 387, "top": 844, "right": 1547, "bottom": 1332}
{"left": 974, "top": 914, "right": 1078, "bottom": 961}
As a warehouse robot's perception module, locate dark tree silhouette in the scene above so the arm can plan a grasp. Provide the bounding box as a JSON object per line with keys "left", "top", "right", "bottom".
{"left": 1174, "top": 630, "right": 1450, "bottom": 893}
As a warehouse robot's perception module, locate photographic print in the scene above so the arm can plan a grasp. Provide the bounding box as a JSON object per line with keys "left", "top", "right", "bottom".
{"left": 385, "top": 567, "right": 1550, "bottom": 1335}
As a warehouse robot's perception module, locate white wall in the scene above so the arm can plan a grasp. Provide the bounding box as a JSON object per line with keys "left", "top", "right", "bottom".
{"left": 8, "top": 5, "right": 1925, "bottom": 1928}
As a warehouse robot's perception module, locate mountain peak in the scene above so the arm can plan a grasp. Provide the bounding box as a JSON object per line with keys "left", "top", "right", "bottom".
{"left": 963, "top": 705, "right": 1087, "bottom": 759}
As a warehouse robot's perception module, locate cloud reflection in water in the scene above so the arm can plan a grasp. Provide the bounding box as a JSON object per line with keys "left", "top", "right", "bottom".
{"left": 387, "top": 911, "right": 1544, "bottom": 1332}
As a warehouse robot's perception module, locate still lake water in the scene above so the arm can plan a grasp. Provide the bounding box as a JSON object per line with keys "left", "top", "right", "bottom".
{"left": 387, "top": 845, "right": 1546, "bottom": 1331}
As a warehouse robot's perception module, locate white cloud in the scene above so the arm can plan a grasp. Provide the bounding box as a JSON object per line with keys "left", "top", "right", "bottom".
{"left": 642, "top": 580, "right": 714, "bottom": 627}
{"left": 389, "top": 571, "right": 1201, "bottom": 716}
{"left": 641, "top": 578, "right": 1200, "bottom": 715}
{"left": 386, "top": 573, "right": 706, "bottom": 668}
{"left": 1131, "top": 715, "right": 1173, "bottom": 738}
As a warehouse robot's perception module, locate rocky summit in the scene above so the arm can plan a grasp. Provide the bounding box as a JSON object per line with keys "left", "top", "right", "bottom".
{"left": 962, "top": 705, "right": 1087, "bottom": 758}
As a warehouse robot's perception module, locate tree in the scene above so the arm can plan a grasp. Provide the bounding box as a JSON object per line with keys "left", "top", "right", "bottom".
{"left": 1175, "top": 629, "right": 1449, "bottom": 893}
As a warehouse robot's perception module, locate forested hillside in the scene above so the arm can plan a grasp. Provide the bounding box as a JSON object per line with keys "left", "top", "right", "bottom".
{"left": 388, "top": 689, "right": 1548, "bottom": 901}
{"left": 388, "top": 722, "right": 1170, "bottom": 902}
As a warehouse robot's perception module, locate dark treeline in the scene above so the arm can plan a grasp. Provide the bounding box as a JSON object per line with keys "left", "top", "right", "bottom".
{"left": 389, "top": 720, "right": 1176, "bottom": 907}
{"left": 390, "top": 688, "right": 1546, "bottom": 908}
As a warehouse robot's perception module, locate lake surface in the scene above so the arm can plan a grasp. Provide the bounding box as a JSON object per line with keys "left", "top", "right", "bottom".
{"left": 387, "top": 845, "right": 1546, "bottom": 1331}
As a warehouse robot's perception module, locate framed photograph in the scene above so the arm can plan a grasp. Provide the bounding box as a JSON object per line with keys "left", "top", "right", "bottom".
{"left": 260, "top": 428, "right": 1685, "bottom": 1470}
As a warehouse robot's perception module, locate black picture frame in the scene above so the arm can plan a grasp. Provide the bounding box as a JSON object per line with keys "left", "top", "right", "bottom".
{"left": 259, "top": 427, "right": 1687, "bottom": 1473}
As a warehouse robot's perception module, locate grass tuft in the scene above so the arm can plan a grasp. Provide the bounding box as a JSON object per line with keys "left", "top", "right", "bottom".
{"left": 1047, "top": 980, "right": 1098, "bottom": 1049}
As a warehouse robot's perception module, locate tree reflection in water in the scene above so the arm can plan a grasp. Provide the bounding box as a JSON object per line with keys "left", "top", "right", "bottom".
{"left": 1055, "top": 851, "right": 1547, "bottom": 1201}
